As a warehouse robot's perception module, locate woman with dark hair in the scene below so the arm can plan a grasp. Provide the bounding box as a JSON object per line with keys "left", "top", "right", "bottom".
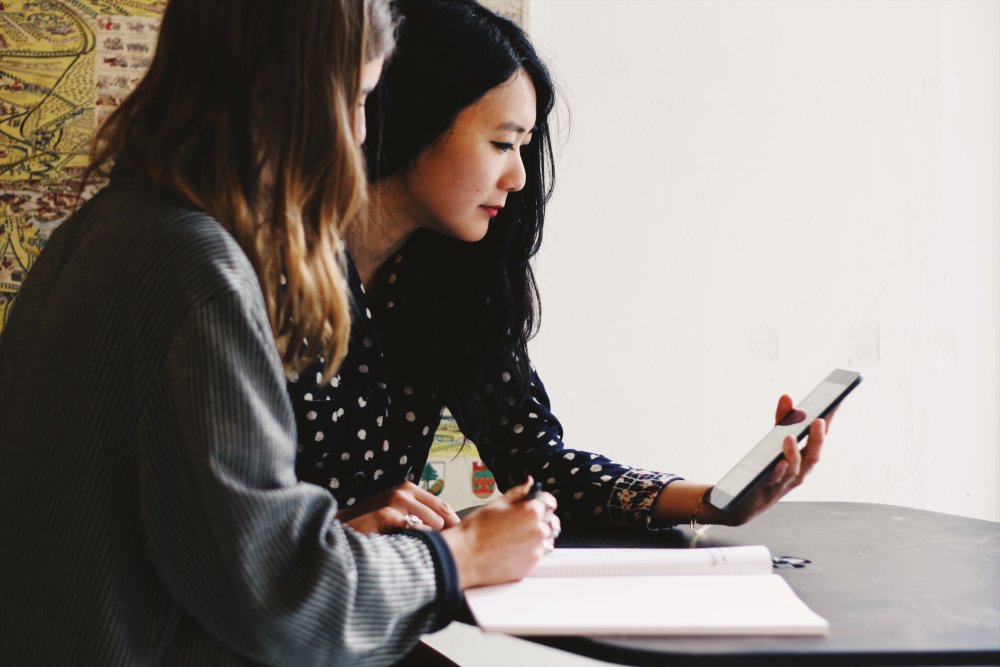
{"left": 0, "top": 2, "right": 555, "bottom": 665}
{"left": 289, "top": 0, "right": 828, "bottom": 535}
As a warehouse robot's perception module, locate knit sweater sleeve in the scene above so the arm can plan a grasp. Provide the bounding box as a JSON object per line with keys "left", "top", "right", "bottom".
{"left": 136, "top": 281, "right": 460, "bottom": 666}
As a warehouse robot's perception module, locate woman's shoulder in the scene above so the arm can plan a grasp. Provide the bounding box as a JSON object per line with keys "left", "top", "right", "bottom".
{"left": 87, "top": 179, "right": 239, "bottom": 254}
{"left": 83, "top": 179, "right": 262, "bottom": 305}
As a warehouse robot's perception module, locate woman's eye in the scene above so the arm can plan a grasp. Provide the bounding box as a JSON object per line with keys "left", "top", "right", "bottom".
{"left": 491, "top": 141, "right": 515, "bottom": 153}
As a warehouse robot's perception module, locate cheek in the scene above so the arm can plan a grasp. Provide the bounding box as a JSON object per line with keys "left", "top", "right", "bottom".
{"left": 436, "top": 167, "right": 482, "bottom": 204}
{"left": 413, "top": 145, "right": 494, "bottom": 216}
{"left": 458, "top": 164, "right": 493, "bottom": 196}
{"left": 447, "top": 145, "right": 494, "bottom": 195}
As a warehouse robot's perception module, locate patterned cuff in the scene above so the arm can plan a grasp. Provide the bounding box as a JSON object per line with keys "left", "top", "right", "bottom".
{"left": 606, "top": 469, "right": 684, "bottom": 531}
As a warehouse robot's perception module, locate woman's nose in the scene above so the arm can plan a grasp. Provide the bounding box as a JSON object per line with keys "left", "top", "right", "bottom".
{"left": 500, "top": 153, "right": 527, "bottom": 192}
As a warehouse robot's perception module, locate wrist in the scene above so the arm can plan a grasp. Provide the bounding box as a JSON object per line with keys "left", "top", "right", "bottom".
{"left": 689, "top": 489, "right": 712, "bottom": 534}
{"left": 652, "top": 481, "right": 736, "bottom": 527}
{"left": 440, "top": 524, "right": 476, "bottom": 590}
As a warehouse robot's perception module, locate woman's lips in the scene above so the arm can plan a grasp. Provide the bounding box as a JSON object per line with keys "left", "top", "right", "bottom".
{"left": 481, "top": 205, "right": 502, "bottom": 218}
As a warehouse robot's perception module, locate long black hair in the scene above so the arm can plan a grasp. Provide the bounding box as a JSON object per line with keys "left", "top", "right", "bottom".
{"left": 364, "top": 0, "right": 556, "bottom": 439}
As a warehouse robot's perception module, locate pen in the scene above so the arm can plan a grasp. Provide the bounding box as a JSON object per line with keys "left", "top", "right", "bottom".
{"left": 524, "top": 480, "right": 543, "bottom": 501}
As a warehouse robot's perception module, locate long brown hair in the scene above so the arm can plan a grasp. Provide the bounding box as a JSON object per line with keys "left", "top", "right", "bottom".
{"left": 86, "top": 0, "right": 395, "bottom": 378}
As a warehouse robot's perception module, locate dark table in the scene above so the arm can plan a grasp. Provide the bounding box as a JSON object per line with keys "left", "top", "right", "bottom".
{"left": 526, "top": 501, "right": 1000, "bottom": 666}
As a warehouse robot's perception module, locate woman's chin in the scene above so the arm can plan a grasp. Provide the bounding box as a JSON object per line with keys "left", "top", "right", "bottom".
{"left": 455, "top": 222, "right": 491, "bottom": 243}
{"left": 429, "top": 216, "right": 491, "bottom": 243}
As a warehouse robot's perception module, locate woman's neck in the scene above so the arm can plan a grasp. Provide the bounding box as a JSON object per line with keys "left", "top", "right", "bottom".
{"left": 348, "top": 177, "right": 418, "bottom": 286}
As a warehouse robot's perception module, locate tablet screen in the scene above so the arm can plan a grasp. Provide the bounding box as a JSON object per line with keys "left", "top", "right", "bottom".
{"left": 708, "top": 370, "right": 861, "bottom": 511}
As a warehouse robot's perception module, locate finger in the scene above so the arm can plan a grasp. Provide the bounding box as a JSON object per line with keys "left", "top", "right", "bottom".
{"left": 409, "top": 483, "right": 462, "bottom": 527}
{"left": 400, "top": 498, "right": 449, "bottom": 530}
{"left": 542, "top": 537, "right": 556, "bottom": 555}
{"left": 799, "top": 419, "right": 826, "bottom": 474}
{"left": 534, "top": 490, "right": 558, "bottom": 513}
{"left": 396, "top": 510, "right": 430, "bottom": 532}
{"left": 439, "top": 500, "right": 461, "bottom": 526}
{"left": 774, "top": 394, "right": 795, "bottom": 425}
{"left": 540, "top": 511, "right": 558, "bottom": 553}
{"left": 770, "top": 458, "right": 789, "bottom": 484}
{"left": 504, "top": 476, "right": 536, "bottom": 502}
{"left": 392, "top": 482, "right": 459, "bottom": 529}
{"left": 782, "top": 435, "right": 802, "bottom": 477}
{"left": 546, "top": 512, "right": 562, "bottom": 540}
{"left": 380, "top": 484, "right": 443, "bottom": 530}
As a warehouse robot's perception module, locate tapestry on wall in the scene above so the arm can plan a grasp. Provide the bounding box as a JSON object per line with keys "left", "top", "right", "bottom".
{"left": 0, "top": 1, "right": 165, "bottom": 331}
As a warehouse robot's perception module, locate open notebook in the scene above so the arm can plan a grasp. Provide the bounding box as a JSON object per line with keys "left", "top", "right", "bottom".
{"left": 465, "top": 545, "right": 829, "bottom": 636}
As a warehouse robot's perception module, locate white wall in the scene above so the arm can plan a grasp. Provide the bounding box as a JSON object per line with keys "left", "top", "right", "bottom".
{"left": 427, "top": 3, "right": 999, "bottom": 663}
{"left": 525, "top": 0, "right": 1000, "bottom": 522}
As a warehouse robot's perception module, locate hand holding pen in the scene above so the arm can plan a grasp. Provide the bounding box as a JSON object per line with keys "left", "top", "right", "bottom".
{"left": 523, "top": 479, "right": 561, "bottom": 552}
{"left": 439, "top": 475, "right": 560, "bottom": 588}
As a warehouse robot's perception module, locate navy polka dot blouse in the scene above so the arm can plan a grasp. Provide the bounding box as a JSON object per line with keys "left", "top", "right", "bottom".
{"left": 287, "top": 249, "right": 681, "bottom": 529}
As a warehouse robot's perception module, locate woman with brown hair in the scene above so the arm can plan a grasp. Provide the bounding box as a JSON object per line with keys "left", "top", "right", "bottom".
{"left": 0, "top": 1, "right": 554, "bottom": 665}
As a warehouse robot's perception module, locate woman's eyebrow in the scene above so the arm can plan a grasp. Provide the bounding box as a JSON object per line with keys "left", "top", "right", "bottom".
{"left": 494, "top": 121, "right": 536, "bottom": 134}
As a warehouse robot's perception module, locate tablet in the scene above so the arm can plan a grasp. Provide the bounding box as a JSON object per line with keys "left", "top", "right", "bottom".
{"left": 706, "top": 369, "right": 862, "bottom": 512}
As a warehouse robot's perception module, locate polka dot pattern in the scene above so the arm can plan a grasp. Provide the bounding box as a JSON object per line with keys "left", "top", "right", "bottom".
{"left": 286, "top": 248, "right": 678, "bottom": 529}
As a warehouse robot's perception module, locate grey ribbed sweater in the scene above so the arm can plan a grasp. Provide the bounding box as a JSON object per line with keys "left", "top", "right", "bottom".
{"left": 0, "top": 174, "right": 461, "bottom": 666}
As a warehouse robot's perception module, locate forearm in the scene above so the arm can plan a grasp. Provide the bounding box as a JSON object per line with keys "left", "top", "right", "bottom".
{"left": 457, "top": 373, "right": 645, "bottom": 527}
{"left": 145, "top": 293, "right": 458, "bottom": 665}
{"left": 651, "top": 480, "right": 738, "bottom": 527}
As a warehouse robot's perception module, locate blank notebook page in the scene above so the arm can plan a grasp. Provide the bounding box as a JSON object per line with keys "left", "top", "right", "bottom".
{"left": 466, "top": 573, "right": 830, "bottom": 636}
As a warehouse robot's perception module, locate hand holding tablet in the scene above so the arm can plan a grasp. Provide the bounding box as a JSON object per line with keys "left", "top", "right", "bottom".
{"left": 707, "top": 369, "right": 862, "bottom": 513}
